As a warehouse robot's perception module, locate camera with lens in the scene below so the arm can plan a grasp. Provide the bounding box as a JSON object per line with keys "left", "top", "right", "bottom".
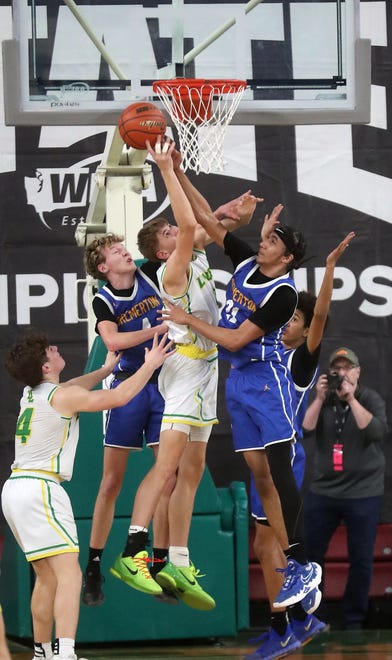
{"left": 327, "top": 372, "right": 344, "bottom": 391}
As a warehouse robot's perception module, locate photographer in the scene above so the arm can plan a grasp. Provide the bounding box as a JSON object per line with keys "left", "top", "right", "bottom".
{"left": 302, "top": 347, "right": 388, "bottom": 630}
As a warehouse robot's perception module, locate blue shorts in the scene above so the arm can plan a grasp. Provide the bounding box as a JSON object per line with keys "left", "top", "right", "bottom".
{"left": 104, "top": 380, "right": 164, "bottom": 449}
{"left": 250, "top": 440, "right": 306, "bottom": 521}
{"left": 225, "top": 361, "right": 296, "bottom": 452}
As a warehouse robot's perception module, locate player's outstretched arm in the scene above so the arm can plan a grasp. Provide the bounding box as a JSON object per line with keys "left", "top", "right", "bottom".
{"left": 307, "top": 231, "right": 355, "bottom": 354}
{"left": 52, "top": 333, "right": 174, "bottom": 416}
{"left": 159, "top": 299, "right": 263, "bottom": 351}
{"left": 215, "top": 190, "right": 264, "bottom": 228}
{"left": 147, "top": 137, "right": 196, "bottom": 295}
{"left": 171, "top": 144, "right": 263, "bottom": 246}
{"left": 63, "top": 350, "right": 121, "bottom": 390}
{"left": 97, "top": 319, "right": 167, "bottom": 353}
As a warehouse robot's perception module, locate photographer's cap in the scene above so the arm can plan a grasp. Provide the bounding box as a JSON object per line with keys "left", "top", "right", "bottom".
{"left": 329, "top": 347, "right": 360, "bottom": 367}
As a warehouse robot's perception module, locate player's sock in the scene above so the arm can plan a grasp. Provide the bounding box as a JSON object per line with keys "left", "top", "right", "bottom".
{"left": 289, "top": 601, "right": 308, "bottom": 622}
{"left": 270, "top": 611, "right": 289, "bottom": 636}
{"left": 169, "top": 546, "right": 190, "bottom": 567}
{"left": 150, "top": 547, "right": 168, "bottom": 577}
{"left": 86, "top": 547, "right": 103, "bottom": 573}
{"left": 123, "top": 528, "right": 149, "bottom": 557}
{"left": 33, "top": 641, "right": 53, "bottom": 658}
{"left": 284, "top": 542, "right": 307, "bottom": 565}
{"left": 54, "top": 638, "right": 74, "bottom": 658}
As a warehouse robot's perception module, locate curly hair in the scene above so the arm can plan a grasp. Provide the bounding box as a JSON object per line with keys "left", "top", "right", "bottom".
{"left": 297, "top": 291, "right": 317, "bottom": 329}
{"left": 296, "top": 290, "right": 330, "bottom": 333}
{"left": 137, "top": 218, "right": 170, "bottom": 262}
{"left": 5, "top": 331, "right": 49, "bottom": 387}
{"left": 84, "top": 233, "right": 124, "bottom": 280}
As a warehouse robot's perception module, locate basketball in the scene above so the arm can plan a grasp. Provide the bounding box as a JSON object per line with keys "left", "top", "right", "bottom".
{"left": 118, "top": 102, "right": 167, "bottom": 150}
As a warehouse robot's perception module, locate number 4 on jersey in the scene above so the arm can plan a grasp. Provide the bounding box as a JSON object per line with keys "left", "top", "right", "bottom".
{"left": 15, "top": 407, "right": 34, "bottom": 444}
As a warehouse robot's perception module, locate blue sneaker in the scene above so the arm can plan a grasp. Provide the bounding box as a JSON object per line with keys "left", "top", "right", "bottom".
{"left": 245, "top": 624, "right": 301, "bottom": 659}
{"left": 291, "top": 613, "right": 329, "bottom": 646}
{"left": 301, "top": 586, "right": 322, "bottom": 614}
{"left": 273, "top": 560, "right": 322, "bottom": 608}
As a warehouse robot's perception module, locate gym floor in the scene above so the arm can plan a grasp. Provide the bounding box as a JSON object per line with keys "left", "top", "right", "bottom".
{"left": 7, "top": 628, "right": 392, "bottom": 659}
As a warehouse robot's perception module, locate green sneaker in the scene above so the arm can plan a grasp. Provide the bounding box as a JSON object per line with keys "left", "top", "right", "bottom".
{"left": 155, "top": 562, "right": 215, "bottom": 610}
{"left": 109, "top": 551, "right": 162, "bottom": 595}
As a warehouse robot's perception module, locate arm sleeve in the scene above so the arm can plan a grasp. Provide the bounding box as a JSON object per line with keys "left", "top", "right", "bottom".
{"left": 291, "top": 342, "right": 321, "bottom": 388}
{"left": 248, "top": 287, "right": 297, "bottom": 334}
{"left": 223, "top": 231, "right": 256, "bottom": 268}
{"left": 92, "top": 296, "right": 116, "bottom": 326}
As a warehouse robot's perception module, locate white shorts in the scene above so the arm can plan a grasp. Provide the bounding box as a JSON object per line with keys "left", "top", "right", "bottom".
{"left": 158, "top": 350, "right": 218, "bottom": 429}
{"left": 160, "top": 421, "right": 212, "bottom": 443}
{"left": 1, "top": 472, "right": 79, "bottom": 562}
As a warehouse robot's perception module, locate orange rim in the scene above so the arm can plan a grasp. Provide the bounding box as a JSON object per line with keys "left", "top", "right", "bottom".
{"left": 153, "top": 78, "right": 247, "bottom": 96}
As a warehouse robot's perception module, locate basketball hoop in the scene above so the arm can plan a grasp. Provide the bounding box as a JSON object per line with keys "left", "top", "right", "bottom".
{"left": 152, "top": 78, "right": 247, "bottom": 174}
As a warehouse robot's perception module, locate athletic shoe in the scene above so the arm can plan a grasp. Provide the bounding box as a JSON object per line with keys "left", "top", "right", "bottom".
{"left": 273, "top": 560, "right": 322, "bottom": 608}
{"left": 109, "top": 551, "right": 163, "bottom": 595}
{"left": 53, "top": 656, "right": 88, "bottom": 660}
{"left": 32, "top": 649, "right": 53, "bottom": 659}
{"left": 149, "top": 563, "right": 178, "bottom": 604}
{"left": 155, "top": 561, "right": 215, "bottom": 610}
{"left": 245, "top": 624, "right": 301, "bottom": 659}
{"left": 291, "top": 613, "right": 329, "bottom": 646}
{"left": 301, "top": 586, "right": 322, "bottom": 614}
{"left": 81, "top": 570, "right": 105, "bottom": 607}
{"left": 153, "top": 586, "right": 179, "bottom": 605}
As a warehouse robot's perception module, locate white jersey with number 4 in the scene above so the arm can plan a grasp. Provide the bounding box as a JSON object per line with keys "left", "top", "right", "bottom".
{"left": 11, "top": 382, "right": 79, "bottom": 481}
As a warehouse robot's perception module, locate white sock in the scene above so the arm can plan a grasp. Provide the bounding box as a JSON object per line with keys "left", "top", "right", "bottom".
{"left": 169, "top": 546, "right": 190, "bottom": 567}
{"left": 128, "top": 525, "right": 148, "bottom": 535}
{"left": 33, "top": 642, "right": 53, "bottom": 658}
{"left": 56, "top": 638, "right": 75, "bottom": 658}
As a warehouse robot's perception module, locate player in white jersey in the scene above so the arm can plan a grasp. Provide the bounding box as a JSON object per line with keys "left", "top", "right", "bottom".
{"left": 109, "top": 136, "right": 262, "bottom": 610}
{"left": 157, "top": 248, "right": 219, "bottom": 429}
{"left": 1, "top": 331, "right": 172, "bottom": 660}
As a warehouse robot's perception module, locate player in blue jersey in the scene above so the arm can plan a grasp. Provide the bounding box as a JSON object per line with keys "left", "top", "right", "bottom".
{"left": 82, "top": 234, "right": 172, "bottom": 605}
{"left": 247, "top": 232, "right": 354, "bottom": 659}
{"left": 108, "top": 138, "right": 262, "bottom": 609}
{"left": 82, "top": 164, "right": 261, "bottom": 606}
{"left": 159, "top": 166, "right": 323, "bottom": 610}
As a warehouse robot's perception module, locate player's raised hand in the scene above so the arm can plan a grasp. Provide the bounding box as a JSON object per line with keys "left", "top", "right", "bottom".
{"left": 146, "top": 135, "right": 175, "bottom": 172}
{"left": 144, "top": 332, "right": 174, "bottom": 369}
{"left": 261, "top": 204, "right": 284, "bottom": 240}
{"left": 103, "top": 350, "right": 122, "bottom": 373}
{"left": 326, "top": 231, "right": 356, "bottom": 267}
{"left": 215, "top": 190, "right": 264, "bottom": 225}
{"left": 170, "top": 142, "right": 183, "bottom": 170}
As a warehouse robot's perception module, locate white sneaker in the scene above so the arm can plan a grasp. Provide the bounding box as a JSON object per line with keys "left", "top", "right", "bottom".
{"left": 55, "top": 656, "right": 88, "bottom": 660}
{"left": 301, "top": 586, "right": 322, "bottom": 614}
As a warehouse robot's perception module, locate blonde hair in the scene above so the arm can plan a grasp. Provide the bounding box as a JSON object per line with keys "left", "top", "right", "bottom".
{"left": 84, "top": 233, "right": 124, "bottom": 280}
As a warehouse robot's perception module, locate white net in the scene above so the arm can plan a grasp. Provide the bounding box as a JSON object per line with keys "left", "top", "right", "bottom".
{"left": 153, "top": 79, "right": 247, "bottom": 174}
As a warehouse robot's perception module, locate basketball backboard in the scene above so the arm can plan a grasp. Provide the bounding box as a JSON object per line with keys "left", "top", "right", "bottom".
{"left": 3, "top": 0, "right": 370, "bottom": 126}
